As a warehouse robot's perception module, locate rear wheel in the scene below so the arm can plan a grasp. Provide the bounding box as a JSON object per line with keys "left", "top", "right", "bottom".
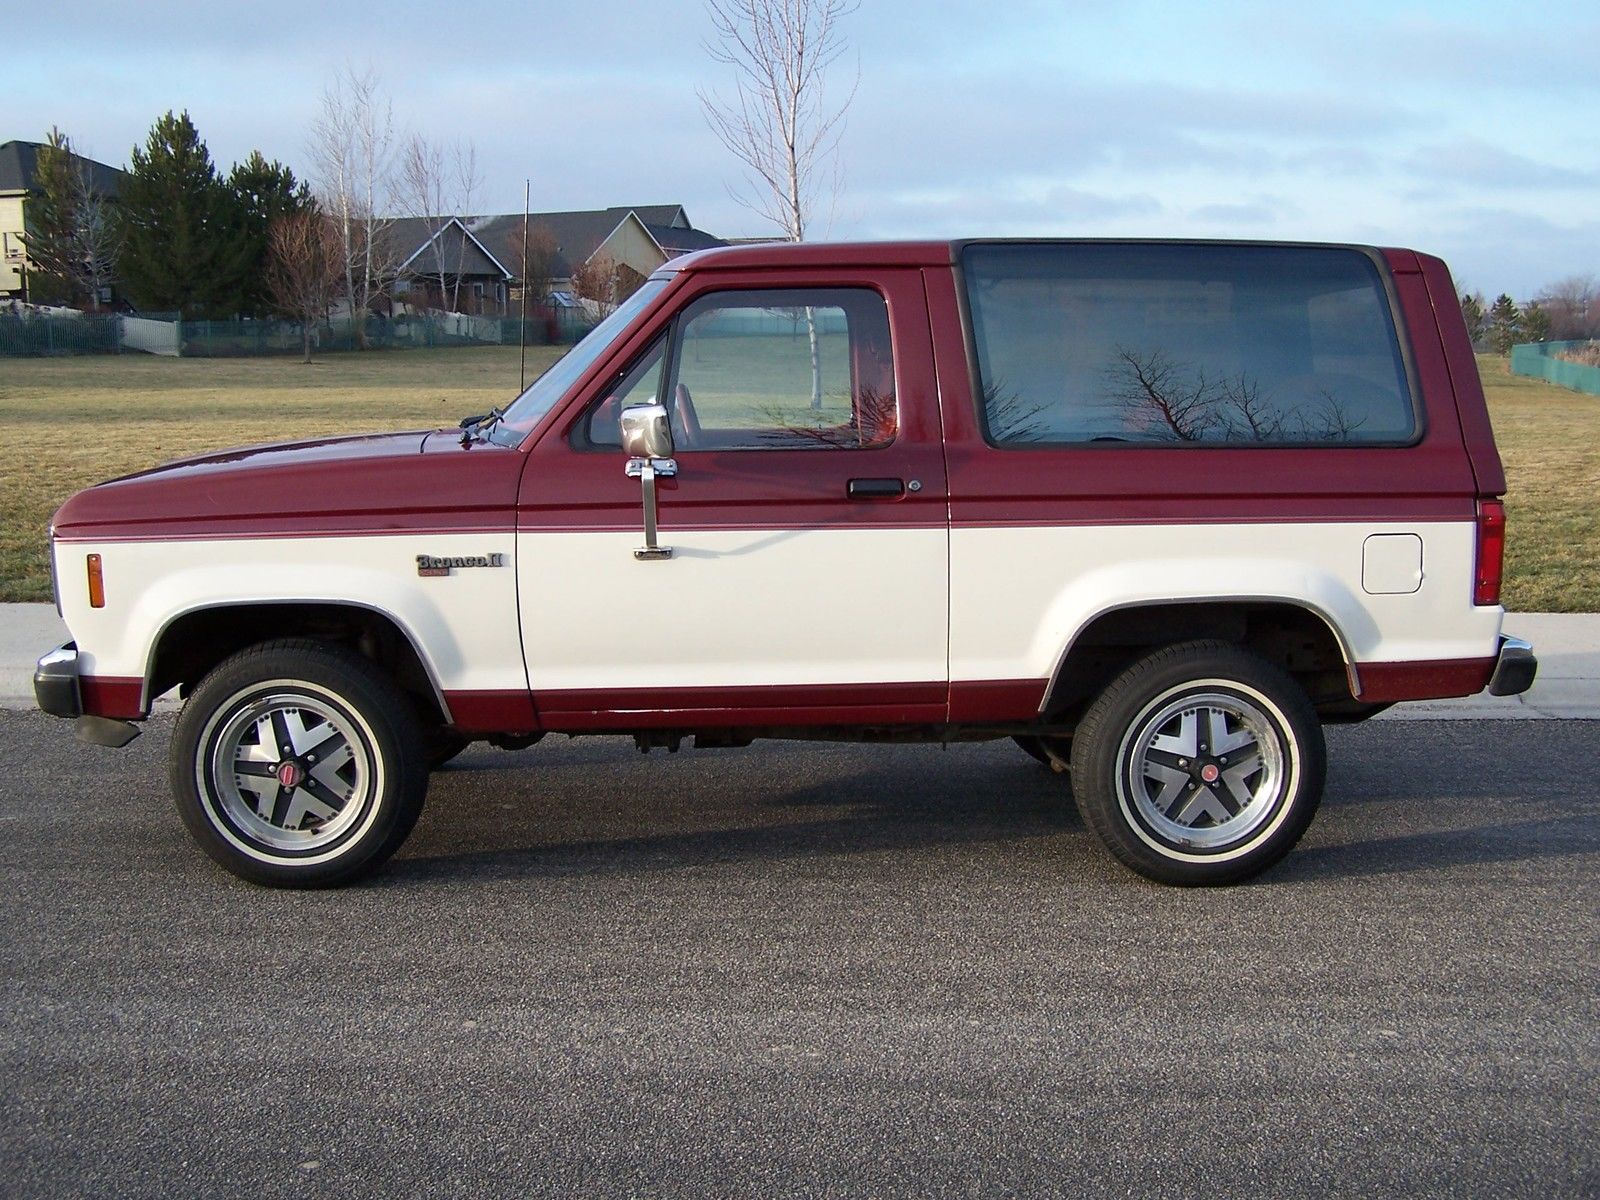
{"left": 169, "top": 639, "right": 428, "bottom": 888}
{"left": 1070, "top": 641, "right": 1325, "bottom": 885}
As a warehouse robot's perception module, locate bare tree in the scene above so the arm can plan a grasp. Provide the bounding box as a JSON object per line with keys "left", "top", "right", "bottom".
{"left": 397, "top": 134, "right": 481, "bottom": 312}
{"left": 700, "top": 0, "right": 858, "bottom": 406}
{"left": 509, "top": 221, "right": 560, "bottom": 314}
{"left": 266, "top": 210, "right": 342, "bottom": 363}
{"left": 308, "top": 67, "right": 396, "bottom": 348}
{"left": 571, "top": 252, "right": 620, "bottom": 319}
{"left": 1109, "top": 348, "right": 1367, "bottom": 443}
{"left": 1536, "top": 274, "right": 1600, "bottom": 341}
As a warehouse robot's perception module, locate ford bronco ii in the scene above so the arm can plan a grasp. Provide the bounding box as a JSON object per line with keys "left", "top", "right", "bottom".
{"left": 35, "top": 240, "right": 1537, "bottom": 887}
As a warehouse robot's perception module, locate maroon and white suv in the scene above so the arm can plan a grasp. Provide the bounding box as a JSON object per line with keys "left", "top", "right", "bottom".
{"left": 35, "top": 240, "right": 1537, "bottom": 887}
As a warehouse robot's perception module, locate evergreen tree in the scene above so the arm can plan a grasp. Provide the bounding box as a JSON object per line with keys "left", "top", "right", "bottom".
{"left": 20, "top": 128, "right": 86, "bottom": 305}
{"left": 1487, "top": 293, "right": 1523, "bottom": 355}
{"left": 1521, "top": 300, "right": 1552, "bottom": 344}
{"left": 117, "top": 111, "right": 239, "bottom": 318}
{"left": 1459, "top": 291, "right": 1487, "bottom": 347}
{"left": 227, "top": 151, "right": 312, "bottom": 318}
{"left": 19, "top": 128, "right": 120, "bottom": 309}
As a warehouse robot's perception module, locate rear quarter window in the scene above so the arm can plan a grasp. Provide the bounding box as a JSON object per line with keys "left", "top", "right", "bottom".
{"left": 962, "top": 243, "right": 1418, "bottom": 447}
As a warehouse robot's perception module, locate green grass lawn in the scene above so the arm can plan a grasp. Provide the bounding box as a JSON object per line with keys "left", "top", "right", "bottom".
{"left": 1475, "top": 353, "right": 1600, "bottom": 612}
{"left": 0, "top": 348, "right": 1593, "bottom": 609}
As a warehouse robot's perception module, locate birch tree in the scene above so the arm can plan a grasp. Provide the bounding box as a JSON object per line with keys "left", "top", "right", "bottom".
{"left": 308, "top": 68, "right": 396, "bottom": 347}
{"left": 397, "top": 134, "right": 481, "bottom": 312}
{"left": 700, "top": 0, "right": 858, "bottom": 408}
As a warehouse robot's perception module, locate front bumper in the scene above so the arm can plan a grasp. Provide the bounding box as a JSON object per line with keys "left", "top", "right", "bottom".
{"left": 1487, "top": 635, "right": 1538, "bottom": 697}
{"left": 34, "top": 641, "right": 81, "bottom": 717}
{"left": 34, "top": 642, "right": 140, "bottom": 747}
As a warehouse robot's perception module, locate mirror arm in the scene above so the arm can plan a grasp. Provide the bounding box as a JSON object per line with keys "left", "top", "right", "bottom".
{"left": 626, "top": 456, "right": 676, "bottom": 560}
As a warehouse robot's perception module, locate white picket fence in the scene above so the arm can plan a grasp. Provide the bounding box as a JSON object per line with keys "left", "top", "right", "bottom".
{"left": 118, "top": 315, "right": 181, "bottom": 356}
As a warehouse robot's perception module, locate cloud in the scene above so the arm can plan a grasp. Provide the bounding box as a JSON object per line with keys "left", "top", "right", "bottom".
{"left": 1409, "top": 139, "right": 1600, "bottom": 190}
{"left": 1187, "top": 197, "right": 1302, "bottom": 227}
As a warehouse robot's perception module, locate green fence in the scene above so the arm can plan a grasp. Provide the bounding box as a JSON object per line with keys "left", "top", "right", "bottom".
{"left": 1509, "top": 340, "right": 1600, "bottom": 397}
{"left": 0, "top": 310, "right": 597, "bottom": 358}
{"left": 0, "top": 313, "right": 122, "bottom": 355}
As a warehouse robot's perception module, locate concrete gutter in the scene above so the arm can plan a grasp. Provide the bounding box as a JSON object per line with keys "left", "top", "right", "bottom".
{"left": 1, "top": 604, "right": 1594, "bottom": 718}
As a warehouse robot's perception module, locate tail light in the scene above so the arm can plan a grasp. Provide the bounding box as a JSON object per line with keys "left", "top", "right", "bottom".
{"left": 1474, "top": 500, "right": 1505, "bottom": 606}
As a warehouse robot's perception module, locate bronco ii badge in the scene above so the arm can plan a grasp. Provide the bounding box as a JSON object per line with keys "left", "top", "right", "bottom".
{"left": 416, "top": 552, "right": 506, "bottom": 577}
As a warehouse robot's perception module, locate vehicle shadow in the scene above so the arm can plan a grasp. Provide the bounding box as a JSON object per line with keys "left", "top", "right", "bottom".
{"left": 389, "top": 751, "right": 1086, "bottom": 884}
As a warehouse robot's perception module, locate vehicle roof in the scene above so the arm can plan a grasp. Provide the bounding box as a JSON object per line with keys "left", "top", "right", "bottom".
{"left": 660, "top": 238, "right": 1405, "bottom": 276}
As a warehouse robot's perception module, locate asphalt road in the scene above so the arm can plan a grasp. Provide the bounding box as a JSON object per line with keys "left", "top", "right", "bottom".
{"left": 1, "top": 713, "right": 1595, "bottom": 1199}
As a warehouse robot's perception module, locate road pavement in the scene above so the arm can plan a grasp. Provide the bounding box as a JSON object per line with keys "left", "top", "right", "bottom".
{"left": 1, "top": 711, "right": 1594, "bottom": 1198}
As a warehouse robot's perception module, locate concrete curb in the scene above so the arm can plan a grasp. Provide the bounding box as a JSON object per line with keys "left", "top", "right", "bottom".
{"left": 2, "top": 604, "right": 1595, "bottom": 719}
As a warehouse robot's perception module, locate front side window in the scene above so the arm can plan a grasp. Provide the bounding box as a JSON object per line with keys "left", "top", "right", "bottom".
{"left": 579, "top": 287, "right": 897, "bottom": 452}
{"left": 963, "top": 244, "right": 1417, "bottom": 447}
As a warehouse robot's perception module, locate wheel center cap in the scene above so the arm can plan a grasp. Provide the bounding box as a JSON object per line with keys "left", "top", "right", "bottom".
{"left": 276, "top": 760, "right": 306, "bottom": 789}
{"left": 1199, "top": 763, "right": 1221, "bottom": 783}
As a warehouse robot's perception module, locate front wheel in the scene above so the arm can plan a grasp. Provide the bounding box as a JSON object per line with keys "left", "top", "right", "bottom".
{"left": 169, "top": 639, "right": 429, "bottom": 888}
{"left": 1070, "top": 641, "right": 1325, "bottom": 886}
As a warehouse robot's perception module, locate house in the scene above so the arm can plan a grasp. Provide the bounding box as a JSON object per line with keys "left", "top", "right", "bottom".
{"left": 385, "top": 204, "right": 725, "bottom": 314}
{"left": 0, "top": 139, "right": 126, "bottom": 304}
{"left": 383, "top": 215, "right": 514, "bottom": 315}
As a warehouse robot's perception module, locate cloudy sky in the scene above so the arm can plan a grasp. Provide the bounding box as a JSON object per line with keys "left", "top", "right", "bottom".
{"left": 10, "top": 0, "right": 1597, "bottom": 296}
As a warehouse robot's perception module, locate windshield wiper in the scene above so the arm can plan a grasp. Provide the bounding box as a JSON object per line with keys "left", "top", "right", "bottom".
{"left": 457, "top": 406, "right": 505, "bottom": 444}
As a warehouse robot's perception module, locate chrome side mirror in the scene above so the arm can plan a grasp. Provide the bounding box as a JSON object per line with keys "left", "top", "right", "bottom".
{"left": 619, "top": 403, "right": 677, "bottom": 561}
{"left": 620, "top": 403, "right": 675, "bottom": 461}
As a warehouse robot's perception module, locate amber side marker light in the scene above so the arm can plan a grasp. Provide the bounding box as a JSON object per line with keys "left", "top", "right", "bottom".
{"left": 86, "top": 554, "right": 106, "bottom": 608}
{"left": 1474, "top": 500, "right": 1505, "bottom": 606}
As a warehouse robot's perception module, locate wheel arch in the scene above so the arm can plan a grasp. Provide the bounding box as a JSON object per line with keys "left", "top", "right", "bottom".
{"left": 1041, "top": 597, "right": 1363, "bottom": 724}
{"left": 145, "top": 600, "right": 451, "bottom": 725}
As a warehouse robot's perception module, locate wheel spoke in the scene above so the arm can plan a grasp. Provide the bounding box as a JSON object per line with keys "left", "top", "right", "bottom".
{"left": 283, "top": 783, "right": 341, "bottom": 830}
{"left": 268, "top": 708, "right": 295, "bottom": 758}
{"left": 303, "top": 728, "right": 346, "bottom": 763}
{"left": 1150, "top": 710, "right": 1198, "bottom": 758}
{"left": 280, "top": 708, "right": 327, "bottom": 757}
{"left": 240, "top": 719, "right": 278, "bottom": 763}
{"left": 308, "top": 741, "right": 353, "bottom": 790}
{"left": 1144, "top": 761, "right": 1191, "bottom": 814}
{"left": 235, "top": 771, "right": 279, "bottom": 818}
{"left": 1208, "top": 708, "right": 1257, "bottom": 755}
{"left": 268, "top": 784, "right": 292, "bottom": 827}
{"left": 1222, "top": 753, "right": 1264, "bottom": 809}
{"left": 1172, "top": 785, "right": 1233, "bottom": 826}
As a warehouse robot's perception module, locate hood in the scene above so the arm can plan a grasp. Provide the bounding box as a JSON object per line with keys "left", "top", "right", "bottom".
{"left": 53, "top": 428, "right": 526, "bottom": 540}
{"left": 106, "top": 429, "right": 433, "bottom": 484}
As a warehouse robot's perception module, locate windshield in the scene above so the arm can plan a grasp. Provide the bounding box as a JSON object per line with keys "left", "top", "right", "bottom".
{"left": 486, "top": 279, "right": 670, "bottom": 446}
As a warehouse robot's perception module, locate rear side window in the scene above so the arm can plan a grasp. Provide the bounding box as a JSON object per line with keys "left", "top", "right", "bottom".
{"left": 962, "top": 244, "right": 1417, "bottom": 446}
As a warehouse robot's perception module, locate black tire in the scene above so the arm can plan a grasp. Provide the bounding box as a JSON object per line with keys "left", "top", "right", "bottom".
{"left": 169, "top": 639, "right": 429, "bottom": 888}
{"left": 1013, "top": 734, "right": 1071, "bottom": 772}
{"left": 1069, "top": 640, "right": 1325, "bottom": 886}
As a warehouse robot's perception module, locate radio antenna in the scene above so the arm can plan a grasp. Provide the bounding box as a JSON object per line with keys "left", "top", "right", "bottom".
{"left": 518, "top": 178, "right": 531, "bottom": 393}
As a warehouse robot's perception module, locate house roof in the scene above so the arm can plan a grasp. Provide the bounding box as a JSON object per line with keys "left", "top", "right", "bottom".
{"left": 384, "top": 216, "right": 512, "bottom": 279}
{"left": 642, "top": 222, "right": 726, "bottom": 256}
{"left": 0, "top": 140, "right": 126, "bottom": 196}
{"left": 465, "top": 205, "right": 716, "bottom": 279}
